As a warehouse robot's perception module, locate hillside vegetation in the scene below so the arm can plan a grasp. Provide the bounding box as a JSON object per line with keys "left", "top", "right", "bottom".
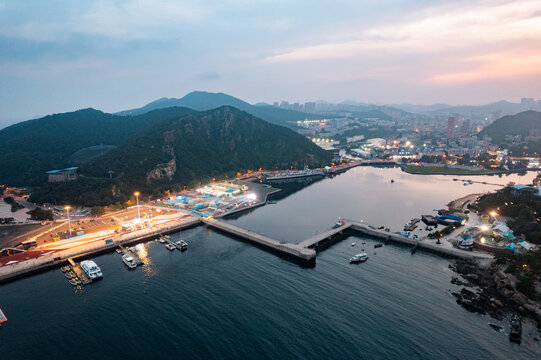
{"left": 0, "top": 107, "right": 193, "bottom": 185}
{"left": 29, "top": 106, "right": 332, "bottom": 206}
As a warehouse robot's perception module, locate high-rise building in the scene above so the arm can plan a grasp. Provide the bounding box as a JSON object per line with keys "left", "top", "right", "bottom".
{"left": 446, "top": 116, "right": 457, "bottom": 139}
{"left": 304, "top": 102, "right": 316, "bottom": 113}
{"left": 460, "top": 119, "right": 471, "bottom": 135}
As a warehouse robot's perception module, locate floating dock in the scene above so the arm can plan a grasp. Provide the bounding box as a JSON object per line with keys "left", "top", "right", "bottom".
{"left": 67, "top": 258, "right": 92, "bottom": 284}
{"left": 119, "top": 245, "right": 144, "bottom": 265}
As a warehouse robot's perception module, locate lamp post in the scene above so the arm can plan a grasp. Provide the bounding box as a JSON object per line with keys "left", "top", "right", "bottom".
{"left": 64, "top": 206, "right": 72, "bottom": 238}
{"left": 134, "top": 192, "right": 141, "bottom": 223}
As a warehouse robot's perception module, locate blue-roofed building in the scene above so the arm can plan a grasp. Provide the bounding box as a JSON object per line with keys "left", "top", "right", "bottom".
{"left": 46, "top": 167, "right": 78, "bottom": 182}
{"left": 510, "top": 184, "right": 538, "bottom": 196}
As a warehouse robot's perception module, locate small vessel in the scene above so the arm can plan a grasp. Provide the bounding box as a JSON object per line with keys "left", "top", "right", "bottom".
{"left": 176, "top": 240, "right": 188, "bottom": 250}
{"left": 350, "top": 252, "right": 368, "bottom": 263}
{"left": 122, "top": 254, "right": 137, "bottom": 269}
{"left": 390, "top": 179, "right": 394, "bottom": 183}
{"left": 61, "top": 266, "right": 70, "bottom": 273}
{"left": 384, "top": 228, "right": 390, "bottom": 232}
{"left": 165, "top": 244, "right": 176, "bottom": 251}
{"left": 65, "top": 272, "right": 75, "bottom": 279}
{"left": 115, "top": 248, "right": 122, "bottom": 254}
{"left": 351, "top": 242, "right": 356, "bottom": 246}
{"left": 509, "top": 313, "right": 522, "bottom": 344}
{"left": 69, "top": 279, "right": 82, "bottom": 286}
{"left": 163, "top": 235, "right": 171, "bottom": 240}
{"left": 374, "top": 243, "right": 383, "bottom": 248}
{"left": 377, "top": 226, "right": 384, "bottom": 230}
{"left": 80, "top": 260, "right": 103, "bottom": 280}
{"left": 0, "top": 307, "right": 7, "bottom": 324}
{"left": 158, "top": 237, "right": 166, "bottom": 244}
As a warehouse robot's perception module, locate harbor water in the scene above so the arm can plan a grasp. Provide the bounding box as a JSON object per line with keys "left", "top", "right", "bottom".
{"left": 1, "top": 167, "right": 539, "bottom": 359}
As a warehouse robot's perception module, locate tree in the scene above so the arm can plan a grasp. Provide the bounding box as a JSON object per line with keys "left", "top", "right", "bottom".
{"left": 28, "top": 208, "right": 53, "bottom": 221}
{"left": 91, "top": 206, "right": 106, "bottom": 216}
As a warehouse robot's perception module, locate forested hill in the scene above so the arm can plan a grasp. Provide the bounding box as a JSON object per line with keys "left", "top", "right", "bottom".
{"left": 479, "top": 111, "right": 541, "bottom": 155}
{"left": 83, "top": 106, "right": 331, "bottom": 189}
{"left": 117, "top": 91, "right": 323, "bottom": 127}
{"left": 0, "top": 107, "right": 194, "bottom": 185}
{"left": 479, "top": 111, "right": 541, "bottom": 144}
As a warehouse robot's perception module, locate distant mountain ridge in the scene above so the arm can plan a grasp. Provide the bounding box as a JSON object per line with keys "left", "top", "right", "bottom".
{"left": 479, "top": 110, "right": 541, "bottom": 144}
{"left": 117, "top": 91, "right": 323, "bottom": 127}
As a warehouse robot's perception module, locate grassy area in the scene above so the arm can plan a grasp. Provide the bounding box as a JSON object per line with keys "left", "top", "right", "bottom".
{"left": 402, "top": 164, "right": 495, "bottom": 175}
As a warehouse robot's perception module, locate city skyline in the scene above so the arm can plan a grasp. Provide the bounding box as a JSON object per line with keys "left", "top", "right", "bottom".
{"left": 1, "top": 0, "right": 541, "bottom": 125}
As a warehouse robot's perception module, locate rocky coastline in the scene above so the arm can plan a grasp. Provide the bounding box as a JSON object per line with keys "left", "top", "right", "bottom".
{"left": 449, "top": 260, "right": 541, "bottom": 332}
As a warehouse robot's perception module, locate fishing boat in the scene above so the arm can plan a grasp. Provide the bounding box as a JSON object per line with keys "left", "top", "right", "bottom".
{"left": 65, "top": 272, "right": 75, "bottom": 279}
{"left": 69, "top": 279, "right": 82, "bottom": 286}
{"left": 115, "top": 248, "right": 122, "bottom": 254}
{"left": 158, "top": 237, "right": 166, "bottom": 244}
{"left": 165, "top": 243, "right": 176, "bottom": 251}
{"left": 350, "top": 252, "right": 368, "bottom": 263}
{"left": 122, "top": 254, "right": 137, "bottom": 269}
{"left": 60, "top": 266, "right": 70, "bottom": 273}
{"left": 509, "top": 313, "right": 522, "bottom": 344}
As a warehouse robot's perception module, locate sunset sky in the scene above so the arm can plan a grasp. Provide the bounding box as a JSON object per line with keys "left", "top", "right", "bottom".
{"left": 1, "top": 0, "right": 540, "bottom": 125}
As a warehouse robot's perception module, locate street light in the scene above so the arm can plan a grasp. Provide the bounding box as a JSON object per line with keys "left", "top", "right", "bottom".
{"left": 134, "top": 192, "right": 141, "bottom": 224}
{"left": 64, "top": 205, "right": 72, "bottom": 238}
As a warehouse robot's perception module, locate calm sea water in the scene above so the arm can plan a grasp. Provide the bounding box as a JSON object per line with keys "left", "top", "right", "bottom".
{"left": 1, "top": 167, "right": 539, "bottom": 359}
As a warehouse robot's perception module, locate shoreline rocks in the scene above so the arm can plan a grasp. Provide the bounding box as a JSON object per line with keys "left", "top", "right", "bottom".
{"left": 451, "top": 260, "right": 541, "bottom": 329}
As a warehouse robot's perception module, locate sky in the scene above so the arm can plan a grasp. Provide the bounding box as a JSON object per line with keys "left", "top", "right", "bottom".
{"left": 1, "top": 0, "right": 541, "bottom": 126}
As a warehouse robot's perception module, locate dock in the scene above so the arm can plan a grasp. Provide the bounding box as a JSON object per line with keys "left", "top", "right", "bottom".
{"left": 67, "top": 258, "right": 92, "bottom": 284}
{"left": 203, "top": 217, "right": 489, "bottom": 266}
{"left": 160, "top": 236, "right": 185, "bottom": 251}
{"left": 119, "top": 245, "right": 144, "bottom": 265}
{"left": 298, "top": 222, "right": 353, "bottom": 249}
{"left": 202, "top": 219, "right": 316, "bottom": 265}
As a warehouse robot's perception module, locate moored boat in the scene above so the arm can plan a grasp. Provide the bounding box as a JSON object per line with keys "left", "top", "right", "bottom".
{"left": 350, "top": 252, "right": 368, "bottom": 263}
{"left": 165, "top": 243, "right": 176, "bottom": 251}
{"left": 80, "top": 260, "right": 103, "bottom": 280}
{"left": 69, "top": 279, "right": 82, "bottom": 286}
{"left": 509, "top": 313, "right": 522, "bottom": 344}
{"left": 122, "top": 254, "right": 137, "bottom": 269}
{"left": 176, "top": 240, "right": 188, "bottom": 250}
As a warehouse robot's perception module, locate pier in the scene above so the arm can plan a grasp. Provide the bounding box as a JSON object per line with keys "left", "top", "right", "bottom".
{"left": 67, "top": 258, "right": 91, "bottom": 284}
{"left": 202, "top": 219, "right": 316, "bottom": 265}
{"left": 203, "top": 217, "right": 490, "bottom": 266}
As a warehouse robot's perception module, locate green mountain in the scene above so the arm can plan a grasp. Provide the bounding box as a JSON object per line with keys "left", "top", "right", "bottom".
{"left": 479, "top": 111, "right": 541, "bottom": 156}
{"left": 0, "top": 107, "right": 193, "bottom": 185}
{"left": 117, "top": 91, "right": 323, "bottom": 127}
{"left": 85, "top": 106, "right": 331, "bottom": 187}
{"left": 29, "top": 106, "right": 331, "bottom": 206}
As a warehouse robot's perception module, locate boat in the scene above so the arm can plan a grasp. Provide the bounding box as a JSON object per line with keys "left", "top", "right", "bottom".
{"left": 80, "top": 260, "right": 103, "bottom": 280}
{"left": 350, "top": 252, "right": 368, "bottom": 263}
{"left": 158, "top": 237, "right": 166, "bottom": 244}
{"left": 0, "top": 308, "right": 7, "bottom": 324}
{"left": 509, "top": 313, "right": 522, "bottom": 344}
{"left": 115, "top": 248, "right": 122, "bottom": 254}
{"left": 384, "top": 228, "right": 390, "bottom": 232}
{"left": 390, "top": 179, "right": 394, "bottom": 183}
{"left": 456, "top": 232, "right": 473, "bottom": 251}
{"left": 69, "top": 279, "right": 81, "bottom": 286}
{"left": 351, "top": 242, "right": 356, "bottom": 246}
{"left": 60, "top": 266, "right": 70, "bottom": 273}
{"left": 122, "top": 254, "right": 137, "bottom": 269}
{"left": 377, "top": 226, "right": 384, "bottom": 230}
{"left": 165, "top": 244, "right": 176, "bottom": 251}
{"left": 65, "top": 272, "right": 75, "bottom": 279}
{"left": 265, "top": 167, "right": 323, "bottom": 181}
{"left": 176, "top": 240, "right": 188, "bottom": 250}
{"left": 374, "top": 243, "right": 383, "bottom": 248}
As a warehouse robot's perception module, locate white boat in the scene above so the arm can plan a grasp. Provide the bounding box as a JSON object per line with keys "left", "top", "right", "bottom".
{"left": 176, "top": 240, "right": 188, "bottom": 250}
{"left": 80, "top": 260, "right": 103, "bottom": 279}
{"left": 158, "top": 237, "right": 166, "bottom": 244}
{"left": 165, "top": 244, "right": 175, "bottom": 251}
{"left": 122, "top": 254, "right": 137, "bottom": 269}
{"left": 351, "top": 242, "right": 356, "bottom": 246}
{"left": 350, "top": 252, "right": 368, "bottom": 263}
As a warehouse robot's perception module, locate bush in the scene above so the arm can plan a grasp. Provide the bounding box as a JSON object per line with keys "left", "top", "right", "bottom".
{"left": 91, "top": 206, "right": 106, "bottom": 216}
